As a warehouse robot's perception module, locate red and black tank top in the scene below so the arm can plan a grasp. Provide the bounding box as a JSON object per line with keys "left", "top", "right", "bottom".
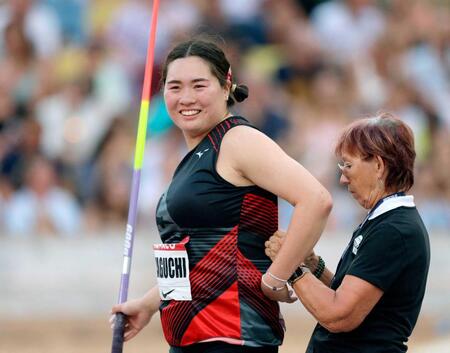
{"left": 155, "top": 116, "right": 285, "bottom": 348}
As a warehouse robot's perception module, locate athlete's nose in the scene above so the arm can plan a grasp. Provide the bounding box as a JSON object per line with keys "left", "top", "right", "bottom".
{"left": 179, "top": 88, "right": 196, "bottom": 105}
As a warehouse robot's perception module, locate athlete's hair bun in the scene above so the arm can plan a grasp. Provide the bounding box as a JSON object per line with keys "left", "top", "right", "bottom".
{"left": 230, "top": 84, "right": 249, "bottom": 104}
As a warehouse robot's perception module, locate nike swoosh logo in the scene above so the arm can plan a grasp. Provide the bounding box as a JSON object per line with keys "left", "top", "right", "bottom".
{"left": 162, "top": 289, "right": 175, "bottom": 298}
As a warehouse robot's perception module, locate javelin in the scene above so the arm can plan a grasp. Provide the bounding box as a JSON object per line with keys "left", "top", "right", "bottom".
{"left": 111, "top": 0, "right": 160, "bottom": 352}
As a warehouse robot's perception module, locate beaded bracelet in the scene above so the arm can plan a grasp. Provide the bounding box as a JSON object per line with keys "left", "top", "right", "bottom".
{"left": 313, "top": 256, "right": 325, "bottom": 279}
{"left": 266, "top": 271, "right": 288, "bottom": 283}
{"left": 261, "top": 273, "right": 286, "bottom": 291}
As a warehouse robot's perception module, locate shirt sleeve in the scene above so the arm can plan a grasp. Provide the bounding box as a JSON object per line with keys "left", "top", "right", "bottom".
{"left": 346, "top": 223, "right": 407, "bottom": 292}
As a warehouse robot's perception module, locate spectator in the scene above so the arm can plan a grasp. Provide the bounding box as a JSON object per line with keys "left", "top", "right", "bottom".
{"left": 3, "top": 155, "right": 81, "bottom": 236}
{"left": 0, "top": 0, "right": 449, "bottom": 236}
{"left": 311, "top": 0, "right": 385, "bottom": 63}
{"left": 0, "top": 0, "right": 63, "bottom": 59}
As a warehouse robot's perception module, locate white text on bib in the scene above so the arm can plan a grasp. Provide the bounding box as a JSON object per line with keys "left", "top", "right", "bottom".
{"left": 153, "top": 237, "right": 191, "bottom": 301}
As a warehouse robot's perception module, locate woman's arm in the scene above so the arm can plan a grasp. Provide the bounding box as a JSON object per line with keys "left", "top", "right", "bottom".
{"left": 291, "top": 274, "right": 383, "bottom": 333}
{"left": 266, "top": 231, "right": 334, "bottom": 287}
{"left": 265, "top": 230, "right": 383, "bottom": 331}
{"left": 218, "top": 126, "right": 332, "bottom": 298}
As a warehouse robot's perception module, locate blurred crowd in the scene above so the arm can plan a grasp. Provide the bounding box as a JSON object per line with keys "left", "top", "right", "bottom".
{"left": 0, "top": 0, "right": 449, "bottom": 237}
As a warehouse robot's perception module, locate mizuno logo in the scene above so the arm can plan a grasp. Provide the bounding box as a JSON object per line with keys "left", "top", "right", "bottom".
{"left": 162, "top": 289, "right": 175, "bottom": 298}
{"left": 195, "top": 148, "right": 209, "bottom": 158}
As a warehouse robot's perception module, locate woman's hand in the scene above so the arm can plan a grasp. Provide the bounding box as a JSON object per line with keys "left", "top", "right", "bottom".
{"left": 266, "top": 230, "right": 318, "bottom": 270}
{"left": 265, "top": 230, "right": 286, "bottom": 261}
{"left": 262, "top": 230, "right": 296, "bottom": 303}
{"left": 304, "top": 250, "right": 320, "bottom": 272}
{"left": 260, "top": 272, "right": 297, "bottom": 303}
{"left": 110, "top": 297, "right": 154, "bottom": 341}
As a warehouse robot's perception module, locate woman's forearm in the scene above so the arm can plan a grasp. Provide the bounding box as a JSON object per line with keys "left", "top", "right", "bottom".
{"left": 291, "top": 274, "right": 346, "bottom": 331}
{"left": 291, "top": 274, "right": 382, "bottom": 333}
{"left": 317, "top": 268, "right": 334, "bottom": 287}
{"left": 142, "top": 285, "right": 161, "bottom": 314}
{"left": 268, "top": 192, "right": 332, "bottom": 279}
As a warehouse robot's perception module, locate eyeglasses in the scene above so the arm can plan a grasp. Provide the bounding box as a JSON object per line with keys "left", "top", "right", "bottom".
{"left": 337, "top": 161, "right": 352, "bottom": 172}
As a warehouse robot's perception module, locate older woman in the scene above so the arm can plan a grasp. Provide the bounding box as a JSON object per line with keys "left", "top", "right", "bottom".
{"left": 266, "top": 113, "right": 430, "bottom": 353}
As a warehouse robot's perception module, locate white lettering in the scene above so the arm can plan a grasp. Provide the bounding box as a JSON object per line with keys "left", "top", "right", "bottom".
{"left": 153, "top": 244, "right": 177, "bottom": 250}
{"left": 123, "top": 224, "right": 133, "bottom": 256}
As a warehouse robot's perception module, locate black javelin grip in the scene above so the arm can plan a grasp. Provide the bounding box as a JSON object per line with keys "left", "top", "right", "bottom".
{"left": 111, "top": 312, "right": 127, "bottom": 353}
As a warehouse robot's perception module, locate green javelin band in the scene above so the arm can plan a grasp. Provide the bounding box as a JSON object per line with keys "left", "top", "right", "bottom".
{"left": 134, "top": 100, "right": 150, "bottom": 170}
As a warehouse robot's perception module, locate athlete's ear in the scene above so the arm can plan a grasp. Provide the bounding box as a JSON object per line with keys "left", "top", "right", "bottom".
{"left": 223, "top": 80, "right": 231, "bottom": 100}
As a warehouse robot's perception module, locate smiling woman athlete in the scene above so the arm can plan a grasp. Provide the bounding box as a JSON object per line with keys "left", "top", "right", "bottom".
{"left": 111, "top": 38, "right": 332, "bottom": 353}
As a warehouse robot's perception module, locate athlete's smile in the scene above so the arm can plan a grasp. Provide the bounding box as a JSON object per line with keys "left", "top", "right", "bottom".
{"left": 180, "top": 109, "right": 201, "bottom": 117}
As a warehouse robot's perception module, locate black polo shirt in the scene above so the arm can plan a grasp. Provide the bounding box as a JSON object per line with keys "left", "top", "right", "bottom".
{"left": 307, "top": 195, "right": 430, "bottom": 353}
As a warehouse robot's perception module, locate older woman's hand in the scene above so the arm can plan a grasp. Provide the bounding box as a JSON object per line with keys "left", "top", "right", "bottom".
{"left": 304, "top": 250, "right": 320, "bottom": 271}
{"left": 265, "top": 230, "right": 286, "bottom": 261}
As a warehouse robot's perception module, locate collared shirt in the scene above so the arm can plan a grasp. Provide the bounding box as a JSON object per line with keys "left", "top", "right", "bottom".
{"left": 307, "top": 194, "right": 430, "bottom": 353}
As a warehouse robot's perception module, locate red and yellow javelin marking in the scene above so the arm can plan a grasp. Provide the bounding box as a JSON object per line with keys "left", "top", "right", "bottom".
{"left": 134, "top": 0, "right": 160, "bottom": 170}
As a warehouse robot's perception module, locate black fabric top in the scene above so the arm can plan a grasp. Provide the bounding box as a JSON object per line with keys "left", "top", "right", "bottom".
{"left": 307, "top": 204, "right": 430, "bottom": 353}
{"left": 155, "top": 116, "right": 284, "bottom": 348}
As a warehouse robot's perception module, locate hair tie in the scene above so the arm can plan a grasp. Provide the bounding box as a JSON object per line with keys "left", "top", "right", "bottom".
{"left": 231, "top": 83, "right": 237, "bottom": 93}
{"left": 226, "top": 67, "right": 233, "bottom": 82}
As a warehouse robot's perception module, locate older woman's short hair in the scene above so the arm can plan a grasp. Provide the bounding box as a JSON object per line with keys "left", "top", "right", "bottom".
{"left": 335, "top": 112, "right": 416, "bottom": 191}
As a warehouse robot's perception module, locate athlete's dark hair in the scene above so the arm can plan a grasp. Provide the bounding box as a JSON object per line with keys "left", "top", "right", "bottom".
{"left": 161, "top": 38, "right": 249, "bottom": 107}
{"left": 335, "top": 112, "right": 416, "bottom": 192}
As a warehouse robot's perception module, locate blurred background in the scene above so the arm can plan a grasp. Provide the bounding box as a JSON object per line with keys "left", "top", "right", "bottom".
{"left": 0, "top": 0, "right": 449, "bottom": 352}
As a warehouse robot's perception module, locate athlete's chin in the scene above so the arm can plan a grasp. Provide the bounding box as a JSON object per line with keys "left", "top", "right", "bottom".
{"left": 179, "top": 123, "right": 208, "bottom": 140}
{"left": 173, "top": 116, "right": 197, "bottom": 128}
{"left": 176, "top": 114, "right": 204, "bottom": 130}
{"left": 178, "top": 120, "right": 203, "bottom": 133}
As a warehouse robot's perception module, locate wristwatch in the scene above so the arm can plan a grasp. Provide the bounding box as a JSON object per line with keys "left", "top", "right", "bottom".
{"left": 288, "top": 266, "right": 311, "bottom": 286}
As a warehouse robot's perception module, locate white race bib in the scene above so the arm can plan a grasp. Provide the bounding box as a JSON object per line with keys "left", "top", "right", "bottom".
{"left": 153, "top": 237, "right": 191, "bottom": 301}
